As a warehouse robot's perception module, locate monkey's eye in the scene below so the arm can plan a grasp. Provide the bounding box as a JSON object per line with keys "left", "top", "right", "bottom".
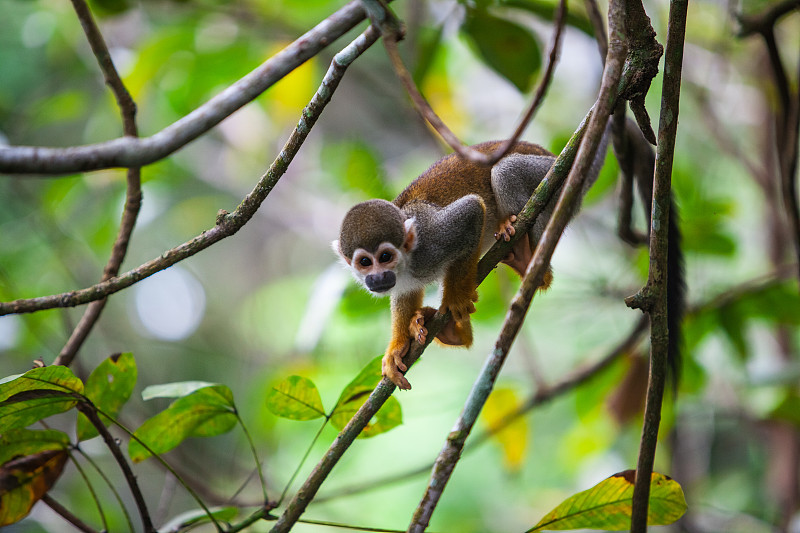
{"left": 359, "top": 257, "right": 372, "bottom": 267}
{"left": 379, "top": 252, "right": 393, "bottom": 263}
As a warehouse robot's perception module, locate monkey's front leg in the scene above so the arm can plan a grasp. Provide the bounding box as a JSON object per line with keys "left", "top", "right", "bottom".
{"left": 384, "top": 290, "right": 425, "bottom": 390}
{"left": 439, "top": 258, "right": 479, "bottom": 347}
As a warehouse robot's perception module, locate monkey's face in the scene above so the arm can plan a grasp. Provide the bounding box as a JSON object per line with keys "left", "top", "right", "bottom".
{"left": 349, "top": 243, "right": 403, "bottom": 295}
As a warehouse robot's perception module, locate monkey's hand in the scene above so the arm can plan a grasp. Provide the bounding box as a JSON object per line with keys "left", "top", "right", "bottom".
{"left": 495, "top": 214, "right": 517, "bottom": 242}
{"left": 382, "top": 341, "right": 412, "bottom": 391}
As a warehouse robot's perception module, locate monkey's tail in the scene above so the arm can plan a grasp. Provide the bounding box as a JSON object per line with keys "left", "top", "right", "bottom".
{"left": 667, "top": 196, "right": 686, "bottom": 391}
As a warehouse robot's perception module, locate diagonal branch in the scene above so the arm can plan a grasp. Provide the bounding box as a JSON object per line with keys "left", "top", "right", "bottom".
{"left": 0, "top": 0, "right": 385, "bottom": 175}
{"left": 56, "top": 0, "right": 142, "bottom": 367}
{"left": 0, "top": 27, "right": 381, "bottom": 317}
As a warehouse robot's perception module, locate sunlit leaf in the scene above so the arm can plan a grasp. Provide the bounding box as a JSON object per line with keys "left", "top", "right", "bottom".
{"left": 266, "top": 375, "right": 326, "bottom": 420}
{"left": 0, "top": 367, "right": 83, "bottom": 430}
{"left": 461, "top": 9, "right": 541, "bottom": 92}
{"left": 0, "top": 448, "right": 68, "bottom": 526}
{"left": 528, "top": 470, "right": 687, "bottom": 531}
{"left": 77, "top": 352, "right": 137, "bottom": 441}
{"left": 158, "top": 506, "right": 239, "bottom": 533}
{"left": 142, "top": 380, "right": 219, "bottom": 401}
{"left": 331, "top": 356, "right": 402, "bottom": 438}
{"left": 129, "top": 385, "right": 237, "bottom": 462}
{"left": 481, "top": 388, "right": 528, "bottom": 472}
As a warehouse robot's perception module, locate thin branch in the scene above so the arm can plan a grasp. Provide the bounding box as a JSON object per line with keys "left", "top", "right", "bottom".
{"left": 628, "top": 0, "right": 688, "bottom": 529}
{"left": 56, "top": 0, "right": 142, "bottom": 367}
{"left": 408, "top": 16, "right": 623, "bottom": 532}
{"left": 736, "top": 0, "right": 800, "bottom": 37}
{"left": 0, "top": 0, "right": 384, "bottom": 175}
{"left": 76, "top": 402, "right": 155, "bottom": 533}
{"left": 0, "top": 27, "right": 381, "bottom": 317}
{"left": 583, "top": 0, "right": 608, "bottom": 62}
{"left": 41, "top": 494, "right": 99, "bottom": 533}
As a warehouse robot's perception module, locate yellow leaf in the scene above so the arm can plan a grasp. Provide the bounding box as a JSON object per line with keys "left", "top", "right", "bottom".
{"left": 482, "top": 387, "right": 528, "bottom": 472}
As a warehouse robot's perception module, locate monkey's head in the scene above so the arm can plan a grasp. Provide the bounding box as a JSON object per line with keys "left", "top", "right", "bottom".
{"left": 333, "top": 199, "right": 417, "bottom": 295}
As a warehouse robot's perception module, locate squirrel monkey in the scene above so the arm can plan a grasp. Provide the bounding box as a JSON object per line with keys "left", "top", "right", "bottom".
{"left": 334, "top": 137, "right": 608, "bottom": 390}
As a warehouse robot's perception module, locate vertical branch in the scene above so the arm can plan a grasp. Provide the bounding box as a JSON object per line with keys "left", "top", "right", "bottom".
{"left": 627, "top": 0, "right": 688, "bottom": 530}
{"left": 56, "top": 0, "right": 141, "bottom": 366}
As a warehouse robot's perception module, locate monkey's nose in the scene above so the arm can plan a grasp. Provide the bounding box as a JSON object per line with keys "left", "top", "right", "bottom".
{"left": 366, "top": 271, "right": 396, "bottom": 293}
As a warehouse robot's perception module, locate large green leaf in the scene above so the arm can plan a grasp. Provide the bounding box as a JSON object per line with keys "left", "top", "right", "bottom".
{"left": 0, "top": 367, "right": 84, "bottom": 430}
{"left": 528, "top": 470, "right": 687, "bottom": 531}
{"left": 77, "top": 352, "right": 137, "bottom": 441}
{"left": 330, "top": 356, "right": 402, "bottom": 438}
{"left": 266, "top": 375, "right": 326, "bottom": 421}
{"left": 461, "top": 9, "right": 541, "bottom": 92}
{"left": 129, "top": 385, "right": 237, "bottom": 462}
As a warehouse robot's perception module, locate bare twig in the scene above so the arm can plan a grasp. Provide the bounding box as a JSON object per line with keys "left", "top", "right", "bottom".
{"left": 0, "top": 0, "right": 385, "bottom": 175}
{"left": 408, "top": 14, "right": 623, "bottom": 532}
{"left": 41, "top": 494, "right": 99, "bottom": 533}
{"left": 0, "top": 27, "right": 381, "bottom": 318}
{"left": 55, "top": 0, "right": 142, "bottom": 367}
{"left": 584, "top": 0, "right": 608, "bottom": 61}
{"left": 627, "top": 0, "right": 688, "bottom": 529}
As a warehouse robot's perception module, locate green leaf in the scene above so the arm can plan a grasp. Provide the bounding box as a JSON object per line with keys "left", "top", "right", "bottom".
{"left": 768, "top": 391, "right": 800, "bottom": 427}
{"left": 77, "top": 352, "right": 137, "bottom": 441}
{"left": 330, "top": 356, "right": 402, "bottom": 438}
{"left": 528, "top": 470, "right": 687, "bottom": 531}
{"left": 0, "top": 367, "right": 84, "bottom": 430}
{"left": 158, "top": 506, "right": 238, "bottom": 532}
{"left": 0, "top": 429, "right": 70, "bottom": 465}
{"left": 129, "top": 385, "right": 237, "bottom": 462}
{"left": 0, "top": 448, "right": 69, "bottom": 527}
{"left": 461, "top": 9, "right": 541, "bottom": 92}
{"left": 266, "top": 375, "right": 326, "bottom": 421}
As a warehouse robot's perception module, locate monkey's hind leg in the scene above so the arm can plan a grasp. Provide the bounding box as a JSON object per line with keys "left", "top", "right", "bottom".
{"left": 439, "top": 256, "right": 480, "bottom": 347}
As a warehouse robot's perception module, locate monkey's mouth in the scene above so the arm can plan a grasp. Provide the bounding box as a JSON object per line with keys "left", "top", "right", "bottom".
{"left": 365, "top": 272, "right": 396, "bottom": 293}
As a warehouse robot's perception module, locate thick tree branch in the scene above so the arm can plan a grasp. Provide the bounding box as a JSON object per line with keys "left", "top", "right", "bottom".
{"left": 56, "top": 0, "right": 142, "bottom": 366}
{"left": 0, "top": 0, "right": 382, "bottom": 175}
{"left": 628, "top": 0, "right": 688, "bottom": 529}
{"left": 0, "top": 27, "right": 381, "bottom": 317}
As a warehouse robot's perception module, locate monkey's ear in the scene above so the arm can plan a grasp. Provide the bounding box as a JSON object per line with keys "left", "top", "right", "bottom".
{"left": 331, "top": 240, "right": 351, "bottom": 265}
{"left": 402, "top": 218, "right": 418, "bottom": 252}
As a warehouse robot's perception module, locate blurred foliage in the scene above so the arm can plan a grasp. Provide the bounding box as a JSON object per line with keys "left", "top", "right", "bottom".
{"left": 1, "top": 0, "right": 800, "bottom": 531}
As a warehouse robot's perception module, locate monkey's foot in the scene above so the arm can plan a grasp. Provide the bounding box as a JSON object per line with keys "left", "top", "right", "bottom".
{"left": 502, "top": 237, "right": 533, "bottom": 277}
{"left": 494, "top": 215, "right": 517, "bottom": 242}
{"left": 382, "top": 349, "right": 411, "bottom": 390}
